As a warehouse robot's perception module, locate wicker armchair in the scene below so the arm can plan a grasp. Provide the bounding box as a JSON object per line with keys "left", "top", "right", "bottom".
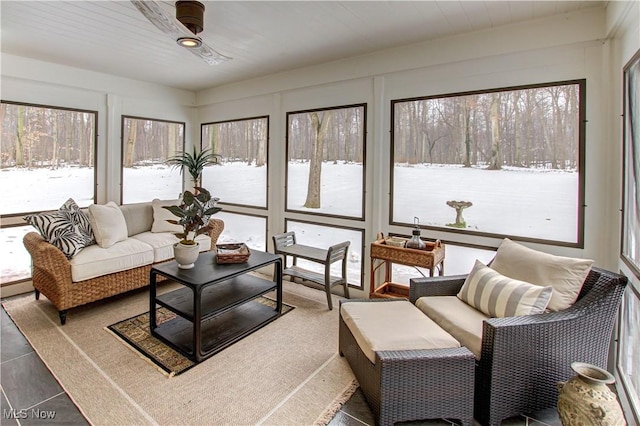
{"left": 409, "top": 267, "right": 627, "bottom": 426}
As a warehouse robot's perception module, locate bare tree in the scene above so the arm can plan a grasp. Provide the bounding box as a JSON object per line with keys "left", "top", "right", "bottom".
{"left": 304, "top": 111, "right": 332, "bottom": 208}
{"left": 488, "top": 93, "right": 502, "bottom": 170}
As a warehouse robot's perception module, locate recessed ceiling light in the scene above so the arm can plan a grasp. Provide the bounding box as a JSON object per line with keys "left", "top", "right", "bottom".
{"left": 177, "top": 37, "right": 202, "bottom": 48}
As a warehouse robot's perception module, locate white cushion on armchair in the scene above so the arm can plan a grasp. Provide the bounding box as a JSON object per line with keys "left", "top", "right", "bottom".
{"left": 490, "top": 238, "right": 593, "bottom": 311}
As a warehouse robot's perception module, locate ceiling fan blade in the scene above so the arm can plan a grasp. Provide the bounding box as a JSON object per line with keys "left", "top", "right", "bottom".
{"left": 131, "top": 0, "right": 185, "bottom": 39}
{"left": 131, "top": 0, "right": 231, "bottom": 65}
{"left": 189, "top": 42, "right": 232, "bottom": 65}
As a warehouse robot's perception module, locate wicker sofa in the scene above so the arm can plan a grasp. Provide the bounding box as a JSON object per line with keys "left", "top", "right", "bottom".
{"left": 409, "top": 266, "right": 627, "bottom": 426}
{"left": 23, "top": 201, "right": 224, "bottom": 325}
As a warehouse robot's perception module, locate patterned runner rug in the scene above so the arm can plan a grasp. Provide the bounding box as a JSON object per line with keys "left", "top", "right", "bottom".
{"left": 106, "top": 296, "right": 294, "bottom": 376}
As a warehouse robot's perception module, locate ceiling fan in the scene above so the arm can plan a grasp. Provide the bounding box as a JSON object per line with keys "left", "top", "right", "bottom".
{"left": 131, "top": 0, "right": 231, "bottom": 65}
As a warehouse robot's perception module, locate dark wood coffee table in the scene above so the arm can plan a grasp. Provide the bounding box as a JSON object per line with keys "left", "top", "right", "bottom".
{"left": 149, "top": 250, "right": 282, "bottom": 362}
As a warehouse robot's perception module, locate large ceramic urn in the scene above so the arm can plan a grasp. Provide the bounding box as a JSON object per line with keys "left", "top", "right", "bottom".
{"left": 557, "top": 362, "right": 626, "bottom": 426}
{"left": 173, "top": 241, "right": 199, "bottom": 269}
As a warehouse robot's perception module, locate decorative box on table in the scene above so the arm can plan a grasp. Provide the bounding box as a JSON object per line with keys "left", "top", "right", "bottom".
{"left": 369, "top": 237, "right": 445, "bottom": 298}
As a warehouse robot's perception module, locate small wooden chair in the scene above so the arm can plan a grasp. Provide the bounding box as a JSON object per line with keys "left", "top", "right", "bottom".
{"left": 273, "top": 231, "right": 350, "bottom": 310}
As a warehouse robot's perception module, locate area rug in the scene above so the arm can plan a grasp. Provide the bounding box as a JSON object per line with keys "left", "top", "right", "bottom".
{"left": 106, "top": 297, "right": 294, "bottom": 377}
{"left": 2, "top": 281, "right": 356, "bottom": 425}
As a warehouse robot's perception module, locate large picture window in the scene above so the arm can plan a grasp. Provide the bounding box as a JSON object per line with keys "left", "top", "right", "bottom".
{"left": 0, "top": 101, "right": 97, "bottom": 284}
{"left": 391, "top": 80, "right": 585, "bottom": 246}
{"left": 201, "top": 116, "right": 268, "bottom": 208}
{"left": 286, "top": 104, "right": 366, "bottom": 220}
{"left": 121, "top": 116, "right": 184, "bottom": 204}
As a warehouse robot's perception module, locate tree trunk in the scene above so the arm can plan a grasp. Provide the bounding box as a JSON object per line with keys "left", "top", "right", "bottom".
{"left": 15, "top": 105, "right": 25, "bottom": 167}
{"left": 124, "top": 119, "right": 137, "bottom": 167}
{"left": 304, "top": 111, "right": 332, "bottom": 208}
{"left": 488, "top": 93, "right": 502, "bottom": 170}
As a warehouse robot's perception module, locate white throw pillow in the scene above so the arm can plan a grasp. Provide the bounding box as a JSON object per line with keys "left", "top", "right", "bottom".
{"left": 88, "top": 202, "right": 128, "bottom": 248}
{"left": 490, "top": 238, "right": 593, "bottom": 311}
{"left": 458, "top": 260, "right": 552, "bottom": 317}
{"left": 151, "top": 198, "right": 183, "bottom": 233}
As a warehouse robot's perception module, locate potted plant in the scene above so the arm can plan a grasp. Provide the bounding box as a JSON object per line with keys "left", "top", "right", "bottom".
{"left": 163, "top": 187, "right": 221, "bottom": 269}
{"left": 166, "top": 147, "right": 221, "bottom": 188}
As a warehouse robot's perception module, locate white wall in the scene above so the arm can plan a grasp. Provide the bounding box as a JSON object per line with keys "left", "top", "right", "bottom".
{"left": 195, "top": 6, "right": 620, "bottom": 275}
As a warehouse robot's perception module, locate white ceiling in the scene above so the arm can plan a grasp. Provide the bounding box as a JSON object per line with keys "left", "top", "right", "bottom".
{"left": 1, "top": 1, "right": 604, "bottom": 92}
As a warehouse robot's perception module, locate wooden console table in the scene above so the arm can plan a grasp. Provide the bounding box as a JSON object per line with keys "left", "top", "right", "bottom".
{"left": 369, "top": 237, "right": 445, "bottom": 298}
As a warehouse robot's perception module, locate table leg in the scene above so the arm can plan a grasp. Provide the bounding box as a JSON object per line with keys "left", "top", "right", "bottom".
{"left": 275, "top": 258, "right": 283, "bottom": 314}
{"left": 193, "top": 288, "right": 202, "bottom": 361}
{"left": 149, "top": 271, "right": 157, "bottom": 330}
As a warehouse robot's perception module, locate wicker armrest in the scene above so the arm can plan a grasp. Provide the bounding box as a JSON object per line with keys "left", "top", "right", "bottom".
{"left": 23, "top": 232, "right": 73, "bottom": 298}
{"left": 376, "top": 346, "right": 473, "bottom": 363}
{"left": 409, "top": 274, "right": 467, "bottom": 302}
{"left": 206, "top": 218, "right": 224, "bottom": 246}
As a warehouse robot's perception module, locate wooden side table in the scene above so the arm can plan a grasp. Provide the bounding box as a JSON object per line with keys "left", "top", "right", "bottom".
{"left": 369, "top": 238, "right": 445, "bottom": 298}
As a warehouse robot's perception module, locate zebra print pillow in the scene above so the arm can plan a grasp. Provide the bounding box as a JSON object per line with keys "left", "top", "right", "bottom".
{"left": 25, "top": 199, "right": 94, "bottom": 259}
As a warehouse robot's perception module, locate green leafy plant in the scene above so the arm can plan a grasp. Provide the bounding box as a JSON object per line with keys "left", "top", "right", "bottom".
{"left": 166, "top": 147, "right": 221, "bottom": 187}
{"left": 163, "top": 187, "right": 222, "bottom": 245}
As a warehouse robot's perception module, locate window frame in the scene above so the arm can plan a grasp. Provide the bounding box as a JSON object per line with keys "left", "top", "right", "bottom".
{"left": 0, "top": 100, "right": 98, "bottom": 219}
{"left": 120, "top": 115, "right": 186, "bottom": 205}
{"left": 0, "top": 100, "right": 98, "bottom": 286}
{"left": 200, "top": 115, "right": 270, "bottom": 210}
{"left": 285, "top": 103, "right": 367, "bottom": 221}
{"left": 215, "top": 210, "right": 268, "bottom": 252}
{"left": 389, "top": 79, "right": 587, "bottom": 248}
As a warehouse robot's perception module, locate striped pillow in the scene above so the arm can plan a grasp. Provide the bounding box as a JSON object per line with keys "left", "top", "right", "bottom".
{"left": 457, "top": 260, "right": 552, "bottom": 317}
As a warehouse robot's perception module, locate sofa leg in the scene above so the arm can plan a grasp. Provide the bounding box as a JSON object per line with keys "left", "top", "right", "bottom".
{"left": 59, "top": 310, "right": 67, "bottom": 325}
{"left": 34, "top": 290, "right": 40, "bottom": 300}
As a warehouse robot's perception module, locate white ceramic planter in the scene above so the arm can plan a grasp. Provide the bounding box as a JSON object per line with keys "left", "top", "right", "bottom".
{"left": 173, "top": 241, "right": 199, "bottom": 269}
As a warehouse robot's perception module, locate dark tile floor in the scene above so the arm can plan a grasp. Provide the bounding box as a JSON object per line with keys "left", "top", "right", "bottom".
{"left": 1, "top": 302, "right": 561, "bottom": 426}
{"left": 1, "top": 307, "right": 88, "bottom": 425}
{"left": 327, "top": 387, "right": 562, "bottom": 426}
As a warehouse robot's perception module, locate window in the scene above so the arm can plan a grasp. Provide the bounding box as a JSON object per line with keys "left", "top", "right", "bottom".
{"left": 618, "top": 286, "right": 640, "bottom": 419}
{"left": 391, "top": 80, "right": 585, "bottom": 246}
{"left": 285, "top": 220, "right": 364, "bottom": 288}
{"left": 121, "top": 116, "right": 185, "bottom": 204}
{"left": 0, "top": 101, "right": 97, "bottom": 284}
{"left": 0, "top": 226, "right": 35, "bottom": 284}
{"left": 201, "top": 116, "right": 268, "bottom": 208}
{"left": 215, "top": 211, "right": 267, "bottom": 251}
{"left": 286, "top": 104, "right": 366, "bottom": 220}
{"left": 1, "top": 101, "right": 97, "bottom": 214}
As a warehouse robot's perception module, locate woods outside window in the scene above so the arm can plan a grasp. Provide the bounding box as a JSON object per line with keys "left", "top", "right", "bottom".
{"left": 201, "top": 116, "right": 268, "bottom": 209}
{"left": 0, "top": 101, "right": 97, "bottom": 284}
{"left": 286, "top": 104, "right": 366, "bottom": 220}
{"left": 391, "top": 80, "right": 585, "bottom": 246}
{"left": 121, "top": 116, "right": 185, "bottom": 204}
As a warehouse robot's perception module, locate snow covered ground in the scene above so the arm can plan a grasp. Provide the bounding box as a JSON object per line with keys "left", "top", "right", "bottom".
{"left": 1, "top": 162, "right": 577, "bottom": 285}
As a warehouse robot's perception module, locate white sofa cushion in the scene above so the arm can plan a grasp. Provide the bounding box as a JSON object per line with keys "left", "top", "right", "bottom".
{"left": 119, "top": 202, "right": 154, "bottom": 237}
{"left": 132, "top": 232, "right": 211, "bottom": 263}
{"left": 490, "top": 238, "right": 593, "bottom": 311}
{"left": 458, "top": 260, "right": 552, "bottom": 317}
{"left": 88, "top": 202, "right": 128, "bottom": 248}
{"left": 70, "top": 238, "right": 154, "bottom": 282}
{"left": 340, "top": 300, "right": 460, "bottom": 364}
{"left": 151, "top": 198, "right": 183, "bottom": 234}
{"left": 416, "top": 295, "right": 489, "bottom": 359}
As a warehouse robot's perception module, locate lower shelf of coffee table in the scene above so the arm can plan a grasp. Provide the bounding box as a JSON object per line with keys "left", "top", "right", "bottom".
{"left": 152, "top": 300, "right": 278, "bottom": 360}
